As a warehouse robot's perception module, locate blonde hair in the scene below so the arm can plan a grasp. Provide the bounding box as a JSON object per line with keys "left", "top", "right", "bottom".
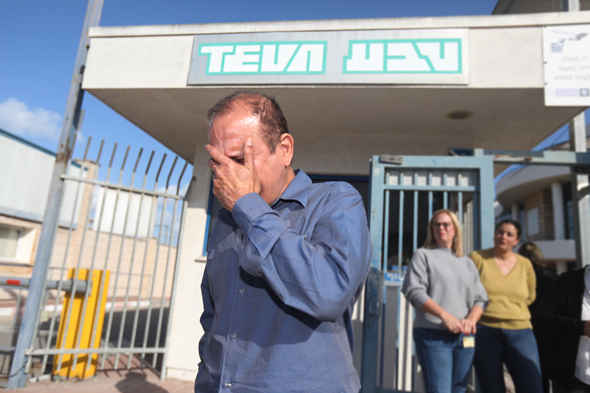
{"left": 422, "top": 209, "right": 464, "bottom": 257}
{"left": 518, "top": 241, "right": 544, "bottom": 266}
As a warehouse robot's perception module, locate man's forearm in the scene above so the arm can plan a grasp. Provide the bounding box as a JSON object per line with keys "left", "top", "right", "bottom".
{"left": 233, "top": 191, "right": 371, "bottom": 322}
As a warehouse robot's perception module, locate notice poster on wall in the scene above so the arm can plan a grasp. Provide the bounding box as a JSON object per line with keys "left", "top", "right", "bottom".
{"left": 543, "top": 24, "right": 590, "bottom": 106}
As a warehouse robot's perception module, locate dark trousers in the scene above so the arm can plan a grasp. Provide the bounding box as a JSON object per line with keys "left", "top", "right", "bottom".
{"left": 473, "top": 324, "right": 543, "bottom": 393}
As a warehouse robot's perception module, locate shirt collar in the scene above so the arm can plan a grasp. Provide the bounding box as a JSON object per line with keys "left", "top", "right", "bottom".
{"left": 272, "top": 169, "right": 311, "bottom": 208}
{"left": 435, "top": 246, "right": 455, "bottom": 255}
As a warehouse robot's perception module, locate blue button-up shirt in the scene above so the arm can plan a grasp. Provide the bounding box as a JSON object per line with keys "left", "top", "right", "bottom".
{"left": 195, "top": 170, "right": 372, "bottom": 393}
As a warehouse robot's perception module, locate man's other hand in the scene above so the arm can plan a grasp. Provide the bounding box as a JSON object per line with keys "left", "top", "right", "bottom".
{"left": 206, "top": 138, "right": 261, "bottom": 212}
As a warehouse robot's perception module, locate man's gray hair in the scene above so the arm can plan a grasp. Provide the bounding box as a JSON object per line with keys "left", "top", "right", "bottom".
{"left": 207, "top": 91, "right": 289, "bottom": 153}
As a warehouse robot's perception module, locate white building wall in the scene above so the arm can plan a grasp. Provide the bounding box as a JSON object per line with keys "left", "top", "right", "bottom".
{"left": 0, "top": 132, "right": 85, "bottom": 227}
{"left": 93, "top": 188, "right": 155, "bottom": 237}
{"left": 166, "top": 135, "right": 211, "bottom": 381}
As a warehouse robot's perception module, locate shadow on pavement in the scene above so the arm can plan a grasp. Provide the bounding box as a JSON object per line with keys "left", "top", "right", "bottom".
{"left": 115, "top": 371, "right": 169, "bottom": 393}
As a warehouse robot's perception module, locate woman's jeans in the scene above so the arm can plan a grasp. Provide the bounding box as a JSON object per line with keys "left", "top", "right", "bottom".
{"left": 413, "top": 328, "right": 475, "bottom": 393}
{"left": 473, "top": 324, "right": 543, "bottom": 393}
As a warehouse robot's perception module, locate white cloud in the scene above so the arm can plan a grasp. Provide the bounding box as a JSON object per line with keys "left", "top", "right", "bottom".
{"left": 157, "top": 181, "right": 190, "bottom": 196}
{"left": 75, "top": 131, "right": 86, "bottom": 146}
{"left": 0, "top": 98, "right": 62, "bottom": 139}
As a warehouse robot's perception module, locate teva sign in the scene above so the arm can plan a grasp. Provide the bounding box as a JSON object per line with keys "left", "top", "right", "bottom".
{"left": 343, "top": 40, "right": 461, "bottom": 74}
{"left": 199, "top": 42, "right": 326, "bottom": 74}
{"left": 188, "top": 29, "right": 468, "bottom": 85}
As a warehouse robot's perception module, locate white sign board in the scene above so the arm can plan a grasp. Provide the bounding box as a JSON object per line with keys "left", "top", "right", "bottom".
{"left": 543, "top": 24, "right": 590, "bottom": 106}
{"left": 188, "top": 29, "right": 469, "bottom": 85}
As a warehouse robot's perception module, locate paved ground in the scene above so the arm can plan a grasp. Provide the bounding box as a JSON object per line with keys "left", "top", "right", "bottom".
{"left": 20, "top": 369, "right": 192, "bottom": 393}
{"left": 8, "top": 368, "right": 516, "bottom": 393}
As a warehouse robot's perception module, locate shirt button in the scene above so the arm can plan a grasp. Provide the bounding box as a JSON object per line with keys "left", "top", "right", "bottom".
{"left": 239, "top": 287, "right": 245, "bottom": 294}
{"left": 224, "top": 381, "right": 232, "bottom": 389}
{"left": 231, "top": 333, "right": 237, "bottom": 341}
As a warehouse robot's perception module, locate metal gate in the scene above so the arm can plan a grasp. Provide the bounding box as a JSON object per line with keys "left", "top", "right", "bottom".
{"left": 4, "top": 137, "right": 190, "bottom": 385}
{"left": 360, "top": 154, "right": 494, "bottom": 393}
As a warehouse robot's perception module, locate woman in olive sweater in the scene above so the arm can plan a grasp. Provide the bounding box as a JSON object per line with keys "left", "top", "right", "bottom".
{"left": 469, "top": 219, "right": 543, "bottom": 393}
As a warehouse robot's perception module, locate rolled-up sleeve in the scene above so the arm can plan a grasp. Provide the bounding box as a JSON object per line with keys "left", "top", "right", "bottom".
{"left": 232, "top": 184, "right": 372, "bottom": 322}
{"left": 401, "top": 250, "right": 431, "bottom": 310}
{"left": 470, "top": 260, "right": 489, "bottom": 310}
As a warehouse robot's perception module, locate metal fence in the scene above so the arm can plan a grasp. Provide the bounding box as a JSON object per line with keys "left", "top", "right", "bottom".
{"left": 361, "top": 155, "right": 495, "bottom": 393}
{"left": 377, "top": 167, "right": 478, "bottom": 392}
{"left": 2, "top": 137, "right": 190, "bottom": 384}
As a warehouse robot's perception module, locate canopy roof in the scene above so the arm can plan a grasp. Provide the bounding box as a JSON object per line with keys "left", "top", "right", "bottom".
{"left": 83, "top": 11, "right": 590, "bottom": 175}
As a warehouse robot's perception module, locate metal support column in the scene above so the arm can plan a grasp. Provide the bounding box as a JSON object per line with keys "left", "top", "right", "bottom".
{"left": 7, "top": 0, "right": 104, "bottom": 388}
{"left": 569, "top": 114, "right": 590, "bottom": 267}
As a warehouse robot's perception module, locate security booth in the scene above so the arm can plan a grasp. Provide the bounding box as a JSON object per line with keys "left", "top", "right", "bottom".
{"left": 81, "top": 10, "right": 590, "bottom": 388}
{"left": 8, "top": 2, "right": 590, "bottom": 391}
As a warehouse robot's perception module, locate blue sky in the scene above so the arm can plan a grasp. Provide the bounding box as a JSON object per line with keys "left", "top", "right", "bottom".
{"left": 0, "top": 0, "right": 584, "bottom": 189}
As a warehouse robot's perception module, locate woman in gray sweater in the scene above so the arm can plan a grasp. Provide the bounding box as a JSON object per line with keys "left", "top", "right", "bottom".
{"left": 401, "top": 209, "right": 488, "bottom": 393}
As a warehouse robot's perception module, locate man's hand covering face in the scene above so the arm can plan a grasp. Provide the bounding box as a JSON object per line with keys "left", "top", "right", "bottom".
{"left": 206, "top": 138, "right": 261, "bottom": 212}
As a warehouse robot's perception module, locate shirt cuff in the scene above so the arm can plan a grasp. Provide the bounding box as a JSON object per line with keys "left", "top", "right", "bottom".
{"left": 232, "top": 193, "right": 272, "bottom": 232}
{"left": 474, "top": 300, "right": 488, "bottom": 311}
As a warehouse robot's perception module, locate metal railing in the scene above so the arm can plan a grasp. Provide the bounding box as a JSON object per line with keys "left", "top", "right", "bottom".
{"left": 5, "top": 137, "right": 190, "bottom": 385}
{"left": 362, "top": 155, "right": 495, "bottom": 393}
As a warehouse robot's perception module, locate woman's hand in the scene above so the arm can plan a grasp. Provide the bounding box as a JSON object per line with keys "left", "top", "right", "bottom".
{"left": 460, "top": 318, "right": 477, "bottom": 335}
{"left": 440, "top": 311, "right": 463, "bottom": 334}
{"left": 461, "top": 305, "right": 484, "bottom": 335}
{"left": 422, "top": 300, "right": 463, "bottom": 334}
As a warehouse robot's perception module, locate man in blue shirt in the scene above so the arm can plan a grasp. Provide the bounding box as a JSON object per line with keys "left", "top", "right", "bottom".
{"left": 195, "top": 91, "right": 372, "bottom": 393}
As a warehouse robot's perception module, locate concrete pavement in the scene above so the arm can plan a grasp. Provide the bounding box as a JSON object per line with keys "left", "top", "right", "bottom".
{"left": 21, "top": 369, "right": 192, "bottom": 393}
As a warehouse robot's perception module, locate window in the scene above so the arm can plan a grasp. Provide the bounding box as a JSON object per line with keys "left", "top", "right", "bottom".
{"left": 519, "top": 207, "right": 527, "bottom": 241}
{"left": 0, "top": 226, "right": 20, "bottom": 259}
{"left": 527, "top": 207, "right": 540, "bottom": 236}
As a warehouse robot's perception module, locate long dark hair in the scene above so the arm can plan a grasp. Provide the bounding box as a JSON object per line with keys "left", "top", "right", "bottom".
{"left": 495, "top": 219, "right": 522, "bottom": 239}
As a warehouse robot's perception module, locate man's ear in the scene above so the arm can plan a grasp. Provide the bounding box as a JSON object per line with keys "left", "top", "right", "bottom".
{"left": 278, "top": 133, "right": 294, "bottom": 167}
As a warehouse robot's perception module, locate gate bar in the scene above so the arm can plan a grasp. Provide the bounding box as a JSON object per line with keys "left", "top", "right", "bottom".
{"left": 469, "top": 148, "right": 590, "bottom": 167}
{"left": 56, "top": 143, "right": 120, "bottom": 372}
{"left": 7, "top": 2, "right": 104, "bottom": 387}
{"left": 160, "top": 176, "right": 192, "bottom": 380}
{"left": 0, "top": 277, "right": 91, "bottom": 293}
{"left": 126, "top": 156, "right": 177, "bottom": 369}
{"left": 26, "top": 347, "right": 166, "bottom": 356}
{"left": 473, "top": 146, "right": 590, "bottom": 266}
{"left": 60, "top": 175, "right": 185, "bottom": 200}
{"left": 149, "top": 162, "right": 189, "bottom": 369}
{"left": 41, "top": 138, "right": 95, "bottom": 373}
{"left": 126, "top": 150, "right": 160, "bottom": 369}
